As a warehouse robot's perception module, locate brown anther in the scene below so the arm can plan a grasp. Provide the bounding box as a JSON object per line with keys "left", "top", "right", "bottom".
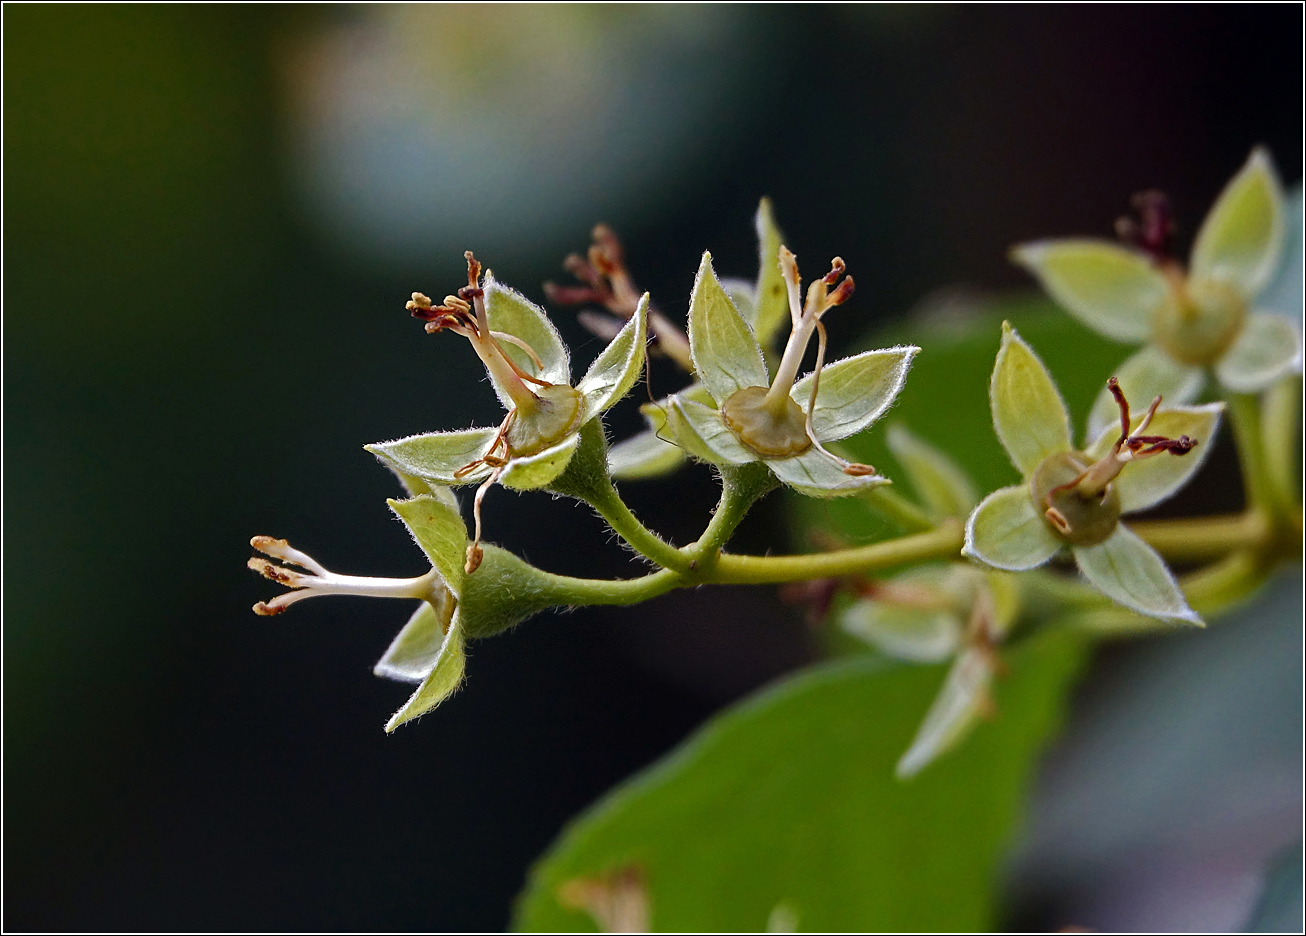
{"left": 251, "top": 535, "right": 287, "bottom": 553}
{"left": 822, "top": 257, "right": 847, "bottom": 286}
{"left": 1044, "top": 506, "right": 1072, "bottom": 535}
{"left": 591, "top": 224, "right": 624, "bottom": 268}
{"left": 464, "top": 544, "right": 484, "bottom": 575}
{"left": 457, "top": 285, "right": 484, "bottom": 302}
{"left": 252, "top": 601, "right": 284, "bottom": 617}
{"left": 409, "top": 292, "right": 433, "bottom": 310}
{"left": 841, "top": 461, "right": 876, "bottom": 476}
{"left": 464, "top": 250, "right": 482, "bottom": 289}
{"left": 826, "top": 275, "right": 855, "bottom": 307}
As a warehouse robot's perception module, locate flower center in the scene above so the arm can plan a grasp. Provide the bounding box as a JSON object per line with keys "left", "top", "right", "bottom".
{"left": 1152, "top": 272, "right": 1247, "bottom": 366}
{"left": 1030, "top": 450, "right": 1123, "bottom": 546}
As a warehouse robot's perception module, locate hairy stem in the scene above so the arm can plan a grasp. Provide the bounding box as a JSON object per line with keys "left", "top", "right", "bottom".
{"left": 709, "top": 520, "right": 964, "bottom": 584}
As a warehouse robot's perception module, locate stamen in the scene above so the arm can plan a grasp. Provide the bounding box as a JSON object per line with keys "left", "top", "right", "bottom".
{"left": 804, "top": 320, "right": 877, "bottom": 476}
{"left": 778, "top": 247, "right": 804, "bottom": 328}
{"left": 248, "top": 537, "right": 443, "bottom": 616}
{"left": 466, "top": 464, "right": 504, "bottom": 574}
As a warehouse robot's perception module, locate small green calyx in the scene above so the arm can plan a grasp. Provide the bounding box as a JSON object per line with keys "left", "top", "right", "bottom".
{"left": 1030, "top": 451, "right": 1121, "bottom": 546}
{"left": 506, "top": 383, "right": 583, "bottom": 457}
{"left": 1152, "top": 272, "right": 1247, "bottom": 366}
{"left": 721, "top": 386, "right": 812, "bottom": 458}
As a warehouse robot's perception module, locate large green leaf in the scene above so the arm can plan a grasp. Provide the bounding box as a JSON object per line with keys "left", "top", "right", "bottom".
{"left": 514, "top": 631, "right": 1085, "bottom": 932}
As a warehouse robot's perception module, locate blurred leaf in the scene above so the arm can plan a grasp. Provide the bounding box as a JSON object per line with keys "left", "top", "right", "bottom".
{"left": 514, "top": 630, "right": 1085, "bottom": 932}
{"left": 886, "top": 424, "right": 979, "bottom": 519}
{"left": 751, "top": 197, "right": 790, "bottom": 351}
{"left": 1215, "top": 310, "right": 1303, "bottom": 392}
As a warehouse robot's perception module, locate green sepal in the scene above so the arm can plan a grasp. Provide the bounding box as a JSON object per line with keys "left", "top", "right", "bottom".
{"left": 1084, "top": 403, "right": 1225, "bottom": 513}
{"left": 768, "top": 447, "right": 891, "bottom": 498}
{"left": 963, "top": 484, "right": 1061, "bottom": 571}
{"left": 1010, "top": 239, "right": 1164, "bottom": 342}
{"left": 457, "top": 543, "right": 567, "bottom": 640}
{"left": 840, "top": 566, "right": 963, "bottom": 663}
{"left": 383, "top": 607, "right": 466, "bottom": 732}
{"left": 750, "top": 197, "right": 791, "bottom": 351}
{"left": 1191, "top": 147, "right": 1285, "bottom": 301}
{"left": 483, "top": 273, "right": 571, "bottom": 401}
{"left": 1072, "top": 524, "right": 1202, "bottom": 625}
{"left": 719, "top": 278, "right": 757, "bottom": 330}
{"left": 687, "top": 251, "right": 769, "bottom": 405}
{"left": 886, "top": 424, "right": 978, "bottom": 520}
{"left": 499, "top": 432, "right": 581, "bottom": 491}
{"left": 1215, "top": 311, "right": 1303, "bottom": 393}
{"left": 791, "top": 346, "right": 919, "bottom": 443}
{"left": 388, "top": 493, "right": 467, "bottom": 598}
{"left": 576, "top": 293, "right": 649, "bottom": 422}
{"left": 666, "top": 395, "right": 757, "bottom": 467}
{"left": 374, "top": 594, "right": 457, "bottom": 683}
{"left": 367, "top": 427, "right": 498, "bottom": 486}
{"left": 989, "top": 322, "right": 1073, "bottom": 476}
{"left": 1085, "top": 345, "right": 1206, "bottom": 443}
{"left": 896, "top": 648, "right": 992, "bottom": 779}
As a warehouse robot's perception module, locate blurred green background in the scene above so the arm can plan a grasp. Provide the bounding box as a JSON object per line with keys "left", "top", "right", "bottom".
{"left": 4, "top": 5, "right": 1301, "bottom": 930}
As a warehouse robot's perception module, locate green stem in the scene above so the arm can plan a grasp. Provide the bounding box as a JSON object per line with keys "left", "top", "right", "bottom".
{"left": 1130, "top": 513, "right": 1269, "bottom": 561}
{"left": 550, "top": 421, "right": 693, "bottom": 572}
{"left": 531, "top": 565, "right": 682, "bottom": 608}
{"left": 860, "top": 486, "right": 935, "bottom": 533}
{"left": 1228, "top": 392, "right": 1275, "bottom": 518}
{"left": 687, "top": 463, "right": 777, "bottom": 568}
{"left": 708, "top": 519, "right": 964, "bottom": 584}
{"left": 1261, "top": 373, "right": 1301, "bottom": 520}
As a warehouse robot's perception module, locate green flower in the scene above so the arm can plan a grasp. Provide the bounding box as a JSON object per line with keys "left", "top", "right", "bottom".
{"left": 842, "top": 563, "right": 1019, "bottom": 778}
{"left": 367, "top": 252, "right": 647, "bottom": 570}
{"left": 663, "top": 249, "right": 917, "bottom": 497}
{"left": 1013, "top": 147, "right": 1300, "bottom": 439}
{"left": 963, "top": 323, "right": 1222, "bottom": 625}
{"left": 605, "top": 198, "right": 797, "bottom": 481}
{"left": 249, "top": 492, "right": 468, "bottom": 732}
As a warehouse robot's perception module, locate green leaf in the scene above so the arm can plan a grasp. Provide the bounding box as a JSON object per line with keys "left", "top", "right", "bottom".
{"left": 1085, "top": 345, "right": 1206, "bottom": 443}
{"left": 576, "top": 294, "right": 649, "bottom": 422}
{"left": 514, "top": 631, "right": 1086, "bottom": 932}
{"left": 751, "top": 197, "right": 791, "bottom": 351}
{"left": 1215, "top": 310, "right": 1303, "bottom": 393}
{"left": 897, "top": 648, "right": 993, "bottom": 779}
{"left": 963, "top": 484, "right": 1061, "bottom": 571}
{"left": 791, "top": 346, "right": 918, "bottom": 443}
{"left": 687, "top": 250, "right": 769, "bottom": 405}
{"left": 1191, "top": 147, "right": 1286, "bottom": 300}
{"left": 484, "top": 273, "right": 572, "bottom": 398}
{"left": 367, "top": 427, "right": 498, "bottom": 486}
{"left": 666, "top": 396, "right": 756, "bottom": 467}
{"left": 886, "top": 424, "right": 979, "bottom": 519}
{"left": 1010, "top": 239, "right": 1164, "bottom": 342}
{"left": 383, "top": 608, "right": 466, "bottom": 733}
{"left": 388, "top": 494, "right": 467, "bottom": 598}
{"left": 1072, "top": 524, "right": 1201, "bottom": 625}
{"left": 989, "top": 322, "right": 1073, "bottom": 476}
{"left": 768, "top": 447, "right": 890, "bottom": 498}
{"left": 1085, "top": 403, "right": 1225, "bottom": 513}
{"left": 373, "top": 594, "right": 457, "bottom": 682}
{"left": 500, "top": 432, "right": 582, "bottom": 491}
{"left": 607, "top": 428, "right": 685, "bottom": 481}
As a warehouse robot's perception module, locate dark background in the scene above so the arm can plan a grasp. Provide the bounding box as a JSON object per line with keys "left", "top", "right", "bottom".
{"left": 5, "top": 5, "right": 1301, "bottom": 930}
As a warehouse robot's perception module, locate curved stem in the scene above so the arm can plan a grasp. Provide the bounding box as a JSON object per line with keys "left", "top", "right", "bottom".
{"left": 687, "top": 463, "right": 776, "bottom": 569}
{"left": 1130, "top": 512, "right": 1269, "bottom": 561}
{"left": 708, "top": 520, "right": 964, "bottom": 584}
{"left": 530, "top": 566, "right": 682, "bottom": 608}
